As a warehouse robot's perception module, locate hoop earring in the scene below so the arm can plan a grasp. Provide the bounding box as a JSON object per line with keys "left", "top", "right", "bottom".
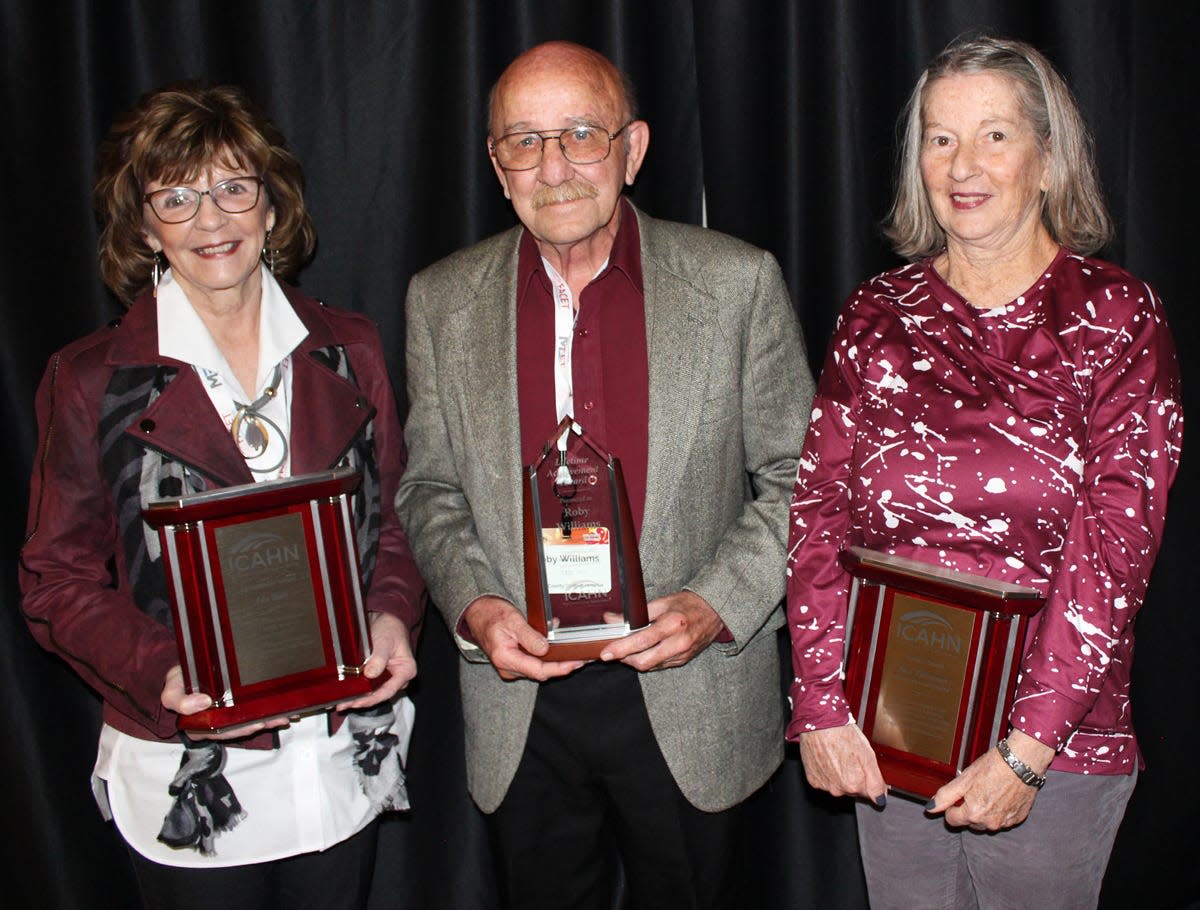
{"left": 262, "top": 229, "right": 277, "bottom": 275}
{"left": 151, "top": 252, "right": 162, "bottom": 295}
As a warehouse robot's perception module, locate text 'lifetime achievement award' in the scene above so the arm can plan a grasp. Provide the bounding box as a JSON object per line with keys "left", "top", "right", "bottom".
{"left": 839, "top": 547, "right": 1044, "bottom": 799}
{"left": 143, "top": 467, "right": 377, "bottom": 731}
{"left": 523, "top": 417, "right": 649, "bottom": 659}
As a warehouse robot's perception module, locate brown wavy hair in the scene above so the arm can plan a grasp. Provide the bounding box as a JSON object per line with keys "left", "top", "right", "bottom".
{"left": 94, "top": 82, "right": 316, "bottom": 304}
{"left": 884, "top": 34, "right": 1112, "bottom": 260}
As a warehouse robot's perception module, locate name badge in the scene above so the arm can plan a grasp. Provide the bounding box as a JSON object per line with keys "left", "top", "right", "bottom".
{"left": 541, "top": 526, "right": 613, "bottom": 595}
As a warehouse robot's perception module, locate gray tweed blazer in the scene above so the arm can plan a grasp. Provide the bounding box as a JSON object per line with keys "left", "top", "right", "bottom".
{"left": 396, "top": 204, "right": 814, "bottom": 812}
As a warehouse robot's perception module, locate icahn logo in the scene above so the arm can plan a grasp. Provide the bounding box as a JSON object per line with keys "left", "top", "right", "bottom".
{"left": 894, "top": 609, "right": 963, "bottom": 654}
{"left": 225, "top": 531, "right": 302, "bottom": 574}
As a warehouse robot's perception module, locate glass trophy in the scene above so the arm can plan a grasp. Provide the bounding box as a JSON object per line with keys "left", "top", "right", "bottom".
{"left": 839, "top": 547, "right": 1044, "bottom": 799}
{"left": 142, "top": 467, "right": 377, "bottom": 731}
{"left": 522, "top": 417, "right": 649, "bottom": 659}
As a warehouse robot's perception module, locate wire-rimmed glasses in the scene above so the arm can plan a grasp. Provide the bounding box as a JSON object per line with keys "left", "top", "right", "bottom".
{"left": 490, "top": 121, "right": 632, "bottom": 171}
{"left": 143, "top": 176, "right": 264, "bottom": 224}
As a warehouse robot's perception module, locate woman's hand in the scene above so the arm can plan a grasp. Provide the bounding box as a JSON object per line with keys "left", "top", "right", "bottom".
{"left": 336, "top": 612, "right": 417, "bottom": 710}
{"left": 160, "top": 665, "right": 286, "bottom": 740}
{"left": 927, "top": 729, "right": 1055, "bottom": 830}
{"left": 798, "top": 721, "right": 888, "bottom": 805}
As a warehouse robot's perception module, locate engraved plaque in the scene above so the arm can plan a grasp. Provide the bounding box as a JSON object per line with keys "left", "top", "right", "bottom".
{"left": 871, "top": 594, "right": 979, "bottom": 765}
{"left": 215, "top": 513, "right": 325, "bottom": 686}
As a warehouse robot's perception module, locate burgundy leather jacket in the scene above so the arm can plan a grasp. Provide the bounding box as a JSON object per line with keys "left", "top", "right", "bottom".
{"left": 20, "top": 285, "right": 424, "bottom": 745}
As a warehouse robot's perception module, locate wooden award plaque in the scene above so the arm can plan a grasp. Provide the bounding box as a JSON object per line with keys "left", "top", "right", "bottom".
{"left": 522, "top": 417, "right": 649, "bottom": 660}
{"left": 840, "top": 547, "right": 1045, "bottom": 799}
{"left": 143, "top": 467, "right": 376, "bottom": 731}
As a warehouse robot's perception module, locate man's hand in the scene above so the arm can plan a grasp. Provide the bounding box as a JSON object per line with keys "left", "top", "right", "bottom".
{"left": 465, "top": 595, "right": 586, "bottom": 681}
{"left": 797, "top": 722, "right": 887, "bottom": 805}
{"left": 926, "top": 729, "right": 1054, "bottom": 831}
{"left": 337, "top": 612, "right": 417, "bottom": 710}
{"left": 598, "top": 590, "right": 723, "bottom": 671}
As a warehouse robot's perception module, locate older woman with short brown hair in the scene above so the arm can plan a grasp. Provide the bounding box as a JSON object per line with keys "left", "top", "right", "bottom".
{"left": 21, "top": 83, "right": 423, "bottom": 909}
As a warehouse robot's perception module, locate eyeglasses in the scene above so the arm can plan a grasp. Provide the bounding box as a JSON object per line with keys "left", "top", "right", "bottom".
{"left": 490, "top": 121, "right": 632, "bottom": 171}
{"left": 143, "top": 176, "right": 264, "bottom": 224}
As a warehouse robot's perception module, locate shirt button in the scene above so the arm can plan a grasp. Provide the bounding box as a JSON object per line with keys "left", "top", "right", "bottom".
{"left": 582, "top": 401, "right": 595, "bottom": 411}
{"left": 577, "top": 328, "right": 589, "bottom": 337}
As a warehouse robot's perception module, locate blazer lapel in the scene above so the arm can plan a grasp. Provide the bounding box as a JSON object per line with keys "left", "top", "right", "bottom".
{"left": 638, "top": 214, "right": 718, "bottom": 576}
{"left": 452, "top": 235, "right": 526, "bottom": 570}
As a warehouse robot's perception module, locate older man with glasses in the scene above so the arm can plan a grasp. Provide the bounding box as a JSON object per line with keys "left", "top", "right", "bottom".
{"left": 396, "top": 41, "right": 813, "bottom": 909}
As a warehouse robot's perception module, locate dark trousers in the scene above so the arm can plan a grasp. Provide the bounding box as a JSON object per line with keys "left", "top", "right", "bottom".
{"left": 127, "top": 818, "right": 379, "bottom": 910}
{"left": 486, "top": 662, "right": 745, "bottom": 910}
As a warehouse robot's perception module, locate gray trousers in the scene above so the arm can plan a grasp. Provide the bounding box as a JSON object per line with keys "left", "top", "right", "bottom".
{"left": 856, "top": 768, "right": 1137, "bottom": 910}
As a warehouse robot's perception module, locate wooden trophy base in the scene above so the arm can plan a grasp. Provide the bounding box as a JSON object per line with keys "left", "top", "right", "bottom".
{"left": 180, "top": 672, "right": 379, "bottom": 732}
{"left": 878, "top": 754, "right": 960, "bottom": 801}
{"left": 542, "top": 633, "right": 640, "bottom": 661}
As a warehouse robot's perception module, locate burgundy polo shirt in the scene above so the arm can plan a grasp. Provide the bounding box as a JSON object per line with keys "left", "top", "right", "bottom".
{"left": 516, "top": 198, "right": 650, "bottom": 539}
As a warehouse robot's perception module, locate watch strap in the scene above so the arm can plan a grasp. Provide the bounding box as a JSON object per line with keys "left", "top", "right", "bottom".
{"left": 996, "top": 737, "right": 1047, "bottom": 789}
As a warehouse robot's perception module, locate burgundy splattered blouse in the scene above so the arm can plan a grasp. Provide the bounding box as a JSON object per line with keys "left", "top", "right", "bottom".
{"left": 785, "top": 248, "right": 1183, "bottom": 774}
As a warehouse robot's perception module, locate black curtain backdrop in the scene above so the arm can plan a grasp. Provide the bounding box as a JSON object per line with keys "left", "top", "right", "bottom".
{"left": 3, "top": 2, "right": 1195, "bottom": 908}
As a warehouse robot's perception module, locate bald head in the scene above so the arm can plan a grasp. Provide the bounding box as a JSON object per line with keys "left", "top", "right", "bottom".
{"left": 488, "top": 41, "right": 635, "bottom": 139}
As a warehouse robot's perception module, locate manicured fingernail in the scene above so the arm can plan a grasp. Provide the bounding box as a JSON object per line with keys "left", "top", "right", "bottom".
{"left": 924, "top": 798, "right": 936, "bottom": 811}
{"left": 874, "top": 794, "right": 887, "bottom": 808}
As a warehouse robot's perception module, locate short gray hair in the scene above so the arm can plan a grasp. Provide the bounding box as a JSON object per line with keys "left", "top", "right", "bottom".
{"left": 884, "top": 34, "right": 1112, "bottom": 260}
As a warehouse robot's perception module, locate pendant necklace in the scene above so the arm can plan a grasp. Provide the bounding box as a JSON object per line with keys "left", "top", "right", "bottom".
{"left": 230, "top": 363, "right": 287, "bottom": 472}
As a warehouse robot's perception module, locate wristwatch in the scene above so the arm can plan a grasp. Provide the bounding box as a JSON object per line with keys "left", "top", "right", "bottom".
{"left": 996, "top": 737, "right": 1047, "bottom": 789}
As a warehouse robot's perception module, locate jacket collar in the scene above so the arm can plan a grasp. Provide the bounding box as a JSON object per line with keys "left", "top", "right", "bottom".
{"left": 115, "top": 286, "right": 371, "bottom": 487}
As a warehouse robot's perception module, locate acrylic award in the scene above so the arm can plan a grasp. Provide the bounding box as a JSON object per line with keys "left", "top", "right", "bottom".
{"left": 840, "top": 547, "right": 1045, "bottom": 799}
{"left": 522, "top": 417, "right": 649, "bottom": 659}
{"left": 142, "top": 467, "right": 376, "bottom": 731}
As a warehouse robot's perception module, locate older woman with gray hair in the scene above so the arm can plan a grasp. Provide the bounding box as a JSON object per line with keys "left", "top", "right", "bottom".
{"left": 786, "top": 34, "right": 1182, "bottom": 909}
